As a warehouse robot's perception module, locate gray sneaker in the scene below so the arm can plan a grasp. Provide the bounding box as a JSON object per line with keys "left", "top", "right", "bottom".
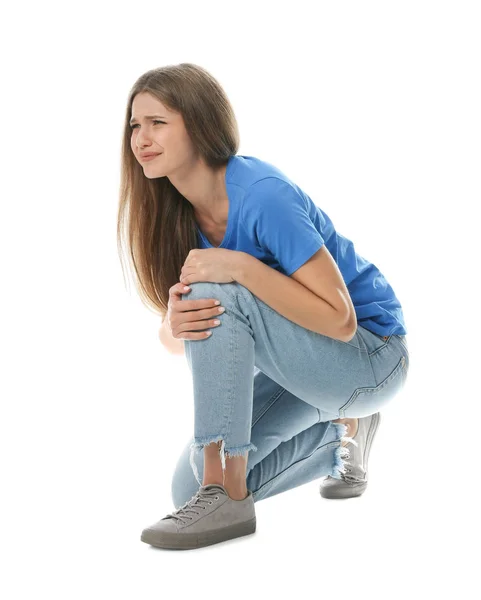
{"left": 141, "top": 483, "right": 256, "bottom": 550}
{"left": 320, "top": 412, "right": 381, "bottom": 499}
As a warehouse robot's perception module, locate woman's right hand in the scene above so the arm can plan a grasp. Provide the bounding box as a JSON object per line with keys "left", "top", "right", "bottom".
{"left": 164, "top": 282, "right": 225, "bottom": 341}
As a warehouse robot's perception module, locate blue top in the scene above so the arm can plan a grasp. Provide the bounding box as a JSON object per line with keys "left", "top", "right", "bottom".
{"left": 196, "top": 154, "right": 407, "bottom": 337}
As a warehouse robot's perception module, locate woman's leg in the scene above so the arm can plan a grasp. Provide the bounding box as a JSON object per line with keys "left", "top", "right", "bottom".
{"left": 172, "top": 367, "right": 352, "bottom": 507}
{"left": 201, "top": 440, "right": 249, "bottom": 500}
{"left": 180, "top": 280, "right": 408, "bottom": 504}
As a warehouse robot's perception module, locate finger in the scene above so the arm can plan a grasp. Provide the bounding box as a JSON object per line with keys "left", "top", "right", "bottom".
{"left": 174, "top": 298, "right": 220, "bottom": 313}
{"left": 176, "top": 318, "right": 218, "bottom": 334}
{"left": 178, "top": 330, "right": 213, "bottom": 341}
{"left": 179, "top": 268, "right": 195, "bottom": 284}
{"left": 169, "top": 282, "right": 191, "bottom": 298}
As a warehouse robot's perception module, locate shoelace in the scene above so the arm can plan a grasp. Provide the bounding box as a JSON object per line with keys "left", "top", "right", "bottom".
{"left": 339, "top": 445, "right": 365, "bottom": 483}
{"left": 341, "top": 470, "right": 363, "bottom": 483}
{"left": 340, "top": 463, "right": 367, "bottom": 483}
{"left": 165, "top": 487, "right": 221, "bottom": 525}
{"left": 336, "top": 433, "right": 364, "bottom": 483}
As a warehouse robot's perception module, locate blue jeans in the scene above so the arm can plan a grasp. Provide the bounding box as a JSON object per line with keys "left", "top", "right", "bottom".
{"left": 171, "top": 281, "right": 409, "bottom": 508}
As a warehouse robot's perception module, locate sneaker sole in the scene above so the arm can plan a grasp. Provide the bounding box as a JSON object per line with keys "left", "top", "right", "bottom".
{"left": 141, "top": 516, "right": 257, "bottom": 550}
{"left": 320, "top": 481, "right": 367, "bottom": 499}
{"left": 320, "top": 412, "right": 381, "bottom": 499}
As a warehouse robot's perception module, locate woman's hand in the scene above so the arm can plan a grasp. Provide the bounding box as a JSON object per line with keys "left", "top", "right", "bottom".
{"left": 162, "top": 281, "right": 225, "bottom": 342}
{"left": 179, "top": 248, "right": 245, "bottom": 285}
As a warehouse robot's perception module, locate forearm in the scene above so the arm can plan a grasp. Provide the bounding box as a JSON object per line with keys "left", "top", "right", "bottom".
{"left": 234, "top": 253, "right": 351, "bottom": 342}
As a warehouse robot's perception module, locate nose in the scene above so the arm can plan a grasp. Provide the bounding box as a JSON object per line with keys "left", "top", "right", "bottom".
{"left": 136, "top": 128, "right": 152, "bottom": 151}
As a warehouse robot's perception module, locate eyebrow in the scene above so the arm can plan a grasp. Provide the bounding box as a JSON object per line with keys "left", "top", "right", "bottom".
{"left": 129, "top": 115, "right": 167, "bottom": 125}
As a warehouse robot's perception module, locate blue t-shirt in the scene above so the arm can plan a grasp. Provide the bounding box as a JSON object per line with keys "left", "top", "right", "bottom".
{"left": 196, "top": 154, "right": 407, "bottom": 337}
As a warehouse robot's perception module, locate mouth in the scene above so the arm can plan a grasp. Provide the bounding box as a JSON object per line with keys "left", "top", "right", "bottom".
{"left": 141, "top": 153, "right": 162, "bottom": 162}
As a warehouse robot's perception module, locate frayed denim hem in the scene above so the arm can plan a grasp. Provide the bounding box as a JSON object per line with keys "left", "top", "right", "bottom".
{"left": 330, "top": 421, "right": 360, "bottom": 480}
{"left": 189, "top": 435, "right": 258, "bottom": 487}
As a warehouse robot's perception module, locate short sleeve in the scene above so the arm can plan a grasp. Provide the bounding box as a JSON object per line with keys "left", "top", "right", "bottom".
{"left": 242, "top": 177, "right": 325, "bottom": 276}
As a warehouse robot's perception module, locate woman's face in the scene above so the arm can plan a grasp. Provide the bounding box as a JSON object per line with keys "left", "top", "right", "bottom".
{"left": 130, "top": 92, "right": 195, "bottom": 179}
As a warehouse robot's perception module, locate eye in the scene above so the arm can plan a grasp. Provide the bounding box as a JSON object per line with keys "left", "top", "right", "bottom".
{"left": 130, "top": 120, "right": 165, "bottom": 129}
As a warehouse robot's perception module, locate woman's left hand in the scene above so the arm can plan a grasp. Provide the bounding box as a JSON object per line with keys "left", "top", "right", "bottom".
{"left": 180, "top": 248, "right": 245, "bottom": 285}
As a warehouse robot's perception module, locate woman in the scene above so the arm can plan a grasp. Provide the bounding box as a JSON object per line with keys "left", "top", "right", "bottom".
{"left": 117, "top": 63, "right": 409, "bottom": 550}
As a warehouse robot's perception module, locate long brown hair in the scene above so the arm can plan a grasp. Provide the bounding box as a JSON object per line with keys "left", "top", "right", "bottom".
{"left": 117, "top": 63, "right": 240, "bottom": 319}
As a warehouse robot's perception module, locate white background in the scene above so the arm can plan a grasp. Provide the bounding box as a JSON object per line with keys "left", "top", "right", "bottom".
{"left": 1, "top": 0, "right": 479, "bottom": 598}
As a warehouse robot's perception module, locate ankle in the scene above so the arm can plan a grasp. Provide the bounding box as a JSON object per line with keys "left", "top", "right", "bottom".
{"left": 202, "top": 479, "right": 248, "bottom": 501}
{"left": 202, "top": 477, "right": 224, "bottom": 487}
{"left": 203, "top": 442, "right": 248, "bottom": 499}
{"left": 225, "top": 487, "right": 249, "bottom": 501}
{"left": 333, "top": 417, "right": 358, "bottom": 445}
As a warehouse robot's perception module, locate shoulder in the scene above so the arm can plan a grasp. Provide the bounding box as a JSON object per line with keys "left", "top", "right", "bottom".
{"left": 242, "top": 176, "right": 307, "bottom": 220}
{"left": 232, "top": 155, "right": 299, "bottom": 198}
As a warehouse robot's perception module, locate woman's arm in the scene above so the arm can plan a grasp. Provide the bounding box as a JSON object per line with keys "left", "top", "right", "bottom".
{"left": 234, "top": 251, "right": 354, "bottom": 342}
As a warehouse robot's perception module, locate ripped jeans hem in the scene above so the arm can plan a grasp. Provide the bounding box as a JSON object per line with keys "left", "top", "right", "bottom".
{"left": 189, "top": 434, "right": 258, "bottom": 486}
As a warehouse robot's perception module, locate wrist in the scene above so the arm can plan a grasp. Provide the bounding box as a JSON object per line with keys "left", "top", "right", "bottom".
{"left": 233, "top": 252, "right": 251, "bottom": 283}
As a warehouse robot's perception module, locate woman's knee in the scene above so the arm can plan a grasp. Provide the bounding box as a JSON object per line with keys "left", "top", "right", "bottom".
{"left": 170, "top": 440, "right": 202, "bottom": 508}
{"left": 171, "top": 477, "right": 190, "bottom": 509}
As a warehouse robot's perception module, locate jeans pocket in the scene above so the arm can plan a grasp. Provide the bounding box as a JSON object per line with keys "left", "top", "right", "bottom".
{"left": 338, "top": 355, "right": 407, "bottom": 418}
{"left": 357, "top": 327, "right": 393, "bottom": 356}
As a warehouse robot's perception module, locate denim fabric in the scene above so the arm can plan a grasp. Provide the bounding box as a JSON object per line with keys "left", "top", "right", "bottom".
{"left": 171, "top": 281, "right": 409, "bottom": 508}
